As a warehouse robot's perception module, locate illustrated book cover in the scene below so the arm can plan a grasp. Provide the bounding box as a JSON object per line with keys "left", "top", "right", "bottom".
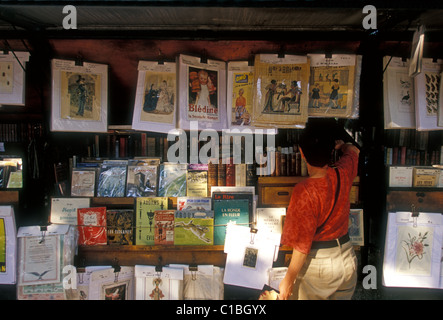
{"left": 186, "top": 163, "right": 208, "bottom": 197}
{"left": 126, "top": 164, "right": 158, "bottom": 197}
{"left": 106, "top": 209, "right": 134, "bottom": 245}
{"left": 154, "top": 210, "right": 175, "bottom": 245}
{"left": 212, "top": 191, "right": 253, "bottom": 245}
{"left": 96, "top": 163, "right": 127, "bottom": 197}
{"left": 132, "top": 60, "right": 177, "bottom": 134}
{"left": 255, "top": 207, "right": 286, "bottom": 234}
{"left": 71, "top": 168, "right": 96, "bottom": 197}
{"left": 135, "top": 197, "right": 168, "bottom": 245}
{"left": 158, "top": 162, "right": 187, "bottom": 197}
{"left": 77, "top": 206, "right": 107, "bottom": 246}
{"left": 174, "top": 209, "right": 214, "bottom": 245}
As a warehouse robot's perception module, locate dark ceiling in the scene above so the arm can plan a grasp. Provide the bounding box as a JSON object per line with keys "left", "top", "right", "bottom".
{"left": 1, "top": 1, "right": 443, "bottom": 41}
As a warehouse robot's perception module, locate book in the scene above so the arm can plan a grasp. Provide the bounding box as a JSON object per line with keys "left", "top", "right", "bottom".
{"left": 177, "top": 197, "right": 212, "bottom": 211}
{"left": 154, "top": 210, "right": 175, "bottom": 245}
{"left": 217, "top": 160, "right": 226, "bottom": 186}
{"left": 255, "top": 207, "right": 286, "bottom": 234}
{"left": 212, "top": 191, "right": 253, "bottom": 245}
{"left": 126, "top": 164, "right": 158, "bottom": 197}
{"left": 96, "top": 163, "right": 127, "bottom": 197}
{"left": 71, "top": 168, "right": 96, "bottom": 197}
{"left": 207, "top": 159, "right": 218, "bottom": 194}
{"left": 50, "top": 197, "right": 91, "bottom": 225}
{"left": 77, "top": 207, "right": 107, "bottom": 246}
{"left": 135, "top": 197, "right": 168, "bottom": 245}
{"left": 158, "top": 163, "right": 187, "bottom": 197}
{"left": 106, "top": 209, "right": 134, "bottom": 245}
{"left": 0, "top": 205, "right": 17, "bottom": 284}
{"left": 225, "top": 159, "right": 235, "bottom": 186}
{"left": 186, "top": 163, "right": 208, "bottom": 197}
{"left": 174, "top": 209, "right": 214, "bottom": 245}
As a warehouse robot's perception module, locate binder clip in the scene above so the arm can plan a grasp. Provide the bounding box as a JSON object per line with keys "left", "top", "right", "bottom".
{"left": 75, "top": 54, "right": 84, "bottom": 66}
{"left": 278, "top": 45, "right": 285, "bottom": 59}
{"left": 155, "top": 256, "right": 163, "bottom": 273}
{"left": 250, "top": 227, "right": 258, "bottom": 245}
{"left": 248, "top": 52, "right": 255, "bottom": 67}
{"left": 157, "top": 49, "right": 164, "bottom": 65}
{"left": 411, "top": 204, "right": 419, "bottom": 228}
{"left": 112, "top": 258, "right": 121, "bottom": 282}
{"left": 39, "top": 225, "right": 47, "bottom": 244}
{"left": 189, "top": 256, "right": 198, "bottom": 281}
{"left": 200, "top": 50, "right": 208, "bottom": 64}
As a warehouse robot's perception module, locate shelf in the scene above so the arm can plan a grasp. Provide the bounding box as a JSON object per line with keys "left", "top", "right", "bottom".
{"left": 77, "top": 244, "right": 293, "bottom": 267}
{"left": 0, "top": 191, "right": 19, "bottom": 205}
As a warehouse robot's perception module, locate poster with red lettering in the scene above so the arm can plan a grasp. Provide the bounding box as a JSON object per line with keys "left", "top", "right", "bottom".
{"left": 178, "top": 54, "right": 227, "bottom": 131}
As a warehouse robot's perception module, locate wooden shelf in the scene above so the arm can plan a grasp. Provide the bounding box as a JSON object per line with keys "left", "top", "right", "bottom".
{"left": 77, "top": 244, "right": 293, "bottom": 267}
{"left": 0, "top": 191, "right": 19, "bottom": 205}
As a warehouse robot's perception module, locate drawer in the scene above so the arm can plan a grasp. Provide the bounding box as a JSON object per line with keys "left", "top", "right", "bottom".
{"left": 260, "top": 186, "right": 294, "bottom": 206}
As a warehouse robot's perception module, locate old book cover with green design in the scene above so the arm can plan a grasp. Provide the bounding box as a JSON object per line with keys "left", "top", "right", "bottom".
{"left": 174, "top": 209, "right": 213, "bottom": 245}
{"left": 135, "top": 197, "right": 168, "bottom": 245}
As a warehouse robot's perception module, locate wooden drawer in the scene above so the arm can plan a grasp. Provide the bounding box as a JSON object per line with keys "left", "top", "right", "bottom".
{"left": 258, "top": 176, "right": 306, "bottom": 207}
{"left": 261, "top": 186, "right": 294, "bottom": 206}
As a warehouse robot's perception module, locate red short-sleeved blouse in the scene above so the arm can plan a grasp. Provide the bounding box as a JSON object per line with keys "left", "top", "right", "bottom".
{"left": 281, "top": 149, "right": 359, "bottom": 254}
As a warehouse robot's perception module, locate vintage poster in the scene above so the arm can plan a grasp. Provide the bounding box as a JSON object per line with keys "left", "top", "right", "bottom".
{"left": 0, "top": 51, "right": 30, "bottom": 106}
{"left": 251, "top": 54, "right": 309, "bottom": 128}
{"left": 414, "top": 58, "right": 443, "bottom": 131}
{"left": 132, "top": 61, "right": 177, "bottom": 133}
{"left": 51, "top": 59, "right": 108, "bottom": 132}
{"left": 134, "top": 265, "right": 183, "bottom": 300}
{"left": 308, "top": 54, "right": 357, "bottom": 118}
{"left": 383, "top": 56, "right": 416, "bottom": 129}
{"left": 177, "top": 54, "right": 227, "bottom": 131}
{"left": 227, "top": 61, "right": 254, "bottom": 129}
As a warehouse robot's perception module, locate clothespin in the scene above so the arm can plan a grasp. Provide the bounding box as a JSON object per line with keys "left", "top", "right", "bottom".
{"left": 200, "top": 50, "right": 208, "bottom": 64}
{"left": 278, "top": 45, "right": 285, "bottom": 59}
{"left": 75, "top": 54, "right": 83, "bottom": 66}
{"left": 158, "top": 49, "right": 164, "bottom": 65}
{"left": 248, "top": 52, "right": 255, "bottom": 67}
{"left": 189, "top": 255, "right": 198, "bottom": 280}
{"left": 39, "top": 225, "right": 47, "bottom": 244}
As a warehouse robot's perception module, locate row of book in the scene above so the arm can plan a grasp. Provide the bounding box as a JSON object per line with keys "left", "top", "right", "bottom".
{"left": 50, "top": 190, "right": 285, "bottom": 247}
{"left": 67, "top": 158, "right": 257, "bottom": 198}
{"left": 384, "top": 145, "right": 443, "bottom": 166}
{"left": 258, "top": 146, "right": 308, "bottom": 177}
{"left": 0, "top": 122, "right": 43, "bottom": 143}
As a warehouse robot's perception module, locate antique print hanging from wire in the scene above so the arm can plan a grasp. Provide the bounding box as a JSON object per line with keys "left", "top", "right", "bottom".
{"left": 383, "top": 56, "right": 416, "bottom": 129}
{"left": 243, "top": 247, "right": 259, "bottom": 269}
{"left": 307, "top": 54, "right": 357, "bottom": 118}
{"left": 251, "top": 54, "right": 309, "bottom": 128}
{"left": 132, "top": 61, "right": 177, "bottom": 134}
{"left": 51, "top": 59, "right": 108, "bottom": 132}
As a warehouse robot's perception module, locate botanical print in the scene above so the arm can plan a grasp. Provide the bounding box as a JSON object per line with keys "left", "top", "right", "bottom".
{"left": 60, "top": 72, "right": 102, "bottom": 121}
{"left": 140, "top": 72, "right": 175, "bottom": 123}
{"left": 0, "top": 62, "right": 13, "bottom": 94}
{"left": 424, "top": 72, "right": 440, "bottom": 116}
{"left": 396, "top": 225, "right": 432, "bottom": 276}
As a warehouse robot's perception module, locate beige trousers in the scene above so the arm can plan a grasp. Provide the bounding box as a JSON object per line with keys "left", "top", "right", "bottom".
{"left": 290, "top": 241, "right": 357, "bottom": 300}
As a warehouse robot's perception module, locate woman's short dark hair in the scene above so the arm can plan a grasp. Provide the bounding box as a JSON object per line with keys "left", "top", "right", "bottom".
{"left": 298, "top": 120, "right": 336, "bottom": 167}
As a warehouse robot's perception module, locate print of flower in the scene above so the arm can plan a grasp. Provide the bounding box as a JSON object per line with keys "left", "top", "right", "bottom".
{"left": 402, "top": 231, "right": 429, "bottom": 268}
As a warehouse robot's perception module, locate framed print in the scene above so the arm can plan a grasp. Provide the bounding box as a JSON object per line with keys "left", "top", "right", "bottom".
{"left": 177, "top": 54, "right": 227, "bottom": 131}
{"left": 383, "top": 56, "right": 416, "bottom": 129}
{"left": 414, "top": 58, "right": 442, "bottom": 131}
{"left": 132, "top": 61, "right": 177, "bottom": 134}
{"left": 0, "top": 51, "right": 30, "bottom": 106}
{"left": 251, "top": 54, "right": 309, "bottom": 129}
{"left": 50, "top": 59, "right": 108, "bottom": 132}
{"left": 308, "top": 54, "right": 359, "bottom": 119}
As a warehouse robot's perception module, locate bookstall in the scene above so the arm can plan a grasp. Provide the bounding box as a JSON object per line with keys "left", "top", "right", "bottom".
{"left": 0, "top": 1, "right": 442, "bottom": 300}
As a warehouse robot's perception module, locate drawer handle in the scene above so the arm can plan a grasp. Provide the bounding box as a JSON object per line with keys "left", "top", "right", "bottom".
{"left": 277, "top": 191, "right": 289, "bottom": 196}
